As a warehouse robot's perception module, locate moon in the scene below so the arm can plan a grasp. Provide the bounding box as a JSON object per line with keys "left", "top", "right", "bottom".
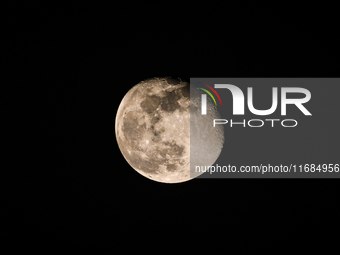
{"left": 115, "top": 77, "right": 224, "bottom": 183}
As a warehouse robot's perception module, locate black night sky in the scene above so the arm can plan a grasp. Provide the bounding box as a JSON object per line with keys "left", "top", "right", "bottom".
{"left": 2, "top": 3, "right": 339, "bottom": 252}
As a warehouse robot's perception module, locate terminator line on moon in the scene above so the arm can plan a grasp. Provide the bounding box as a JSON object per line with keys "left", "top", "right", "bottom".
{"left": 115, "top": 77, "right": 224, "bottom": 183}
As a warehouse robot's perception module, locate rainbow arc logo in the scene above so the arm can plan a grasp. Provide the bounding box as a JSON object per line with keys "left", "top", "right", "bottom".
{"left": 196, "top": 82, "right": 222, "bottom": 106}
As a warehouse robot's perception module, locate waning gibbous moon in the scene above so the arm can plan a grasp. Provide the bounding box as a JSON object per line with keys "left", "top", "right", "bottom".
{"left": 115, "top": 77, "right": 224, "bottom": 183}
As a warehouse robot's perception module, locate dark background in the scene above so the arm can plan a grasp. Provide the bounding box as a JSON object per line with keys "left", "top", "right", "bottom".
{"left": 2, "top": 3, "right": 339, "bottom": 252}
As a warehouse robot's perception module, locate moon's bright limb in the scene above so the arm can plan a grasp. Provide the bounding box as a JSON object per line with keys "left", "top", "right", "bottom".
{"left": 189, "top": 84, "right": 224, "bottom": 176}
{"left": 115, "top": 77, "right": 224, "bottom": 183}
